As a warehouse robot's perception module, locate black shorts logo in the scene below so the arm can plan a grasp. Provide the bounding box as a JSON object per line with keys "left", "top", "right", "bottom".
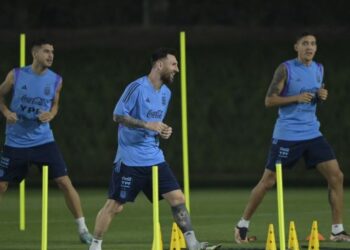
{"left": 278, "top": 147, "right": 290, "bottom": 159}
{"left": 120, "top": 176, "right": 132, "bottom": 199}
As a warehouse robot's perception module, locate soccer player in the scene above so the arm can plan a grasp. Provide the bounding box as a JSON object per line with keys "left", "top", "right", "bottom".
{"left": 0, "top": 39, "right": 92, "bottom": 244}
{"left": 234, "top": 32, "right": 350, "bottom": 243}
{"left": 89, "top": 48, "right": 221, "bottom": 250}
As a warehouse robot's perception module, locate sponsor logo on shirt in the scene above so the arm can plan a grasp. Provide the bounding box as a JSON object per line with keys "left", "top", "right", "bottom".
{"left": 21, "top": 95, "right": 51, "bottom": 106}
{"left": 18, "top": 95, "right": 52, "bottom": 118}
{"left": 147, "top": 110, "right": 163, "bottom": 119}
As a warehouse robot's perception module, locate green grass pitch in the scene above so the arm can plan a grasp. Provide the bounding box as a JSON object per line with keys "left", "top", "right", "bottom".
{"left": 1, "top": 187, "right": 350, "bottom": 249}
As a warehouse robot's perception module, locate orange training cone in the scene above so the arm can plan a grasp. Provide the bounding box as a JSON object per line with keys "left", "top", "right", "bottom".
{"left": 306, "top": 219, "right": 325, "bottom": 241}
{"left": 306, "top": 233, "right": 325, "bottom": 241}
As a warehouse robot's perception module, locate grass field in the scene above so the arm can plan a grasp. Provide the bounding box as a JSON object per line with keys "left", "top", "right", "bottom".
{"left": 1, "top": 187, "right": 350, "bottom": 250}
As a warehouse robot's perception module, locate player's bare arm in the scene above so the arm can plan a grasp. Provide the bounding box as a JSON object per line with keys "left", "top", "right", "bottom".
{"left": 0, "top": 70, "right": 18, "bottom": 123}
{"left": 265, "top": 64, "right": 314, "bottom": 107}
{"left": 38, "top": 79, "right": 62, "bottom": 123}
{"left": 113, "top": 114, "right": 168, "bottom": 133}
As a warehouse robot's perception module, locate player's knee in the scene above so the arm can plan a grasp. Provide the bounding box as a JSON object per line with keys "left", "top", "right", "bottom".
{"left": 112, "top": 204, "right": 123, "bottom": 214}
{"left": 107, "top": 203, "right": 123, "bottom": 216}
{"left": 329, "top": 170, "right": 344, "bottom": 186}
{"left": 55, "top": 176, "right": 73, "bottom": 191}
{"left": 170, "top": 196, "right": 185, "bottom": 207}
{"left": 175, "top": 194, "right": 186, "bottom": 205}
{"left": 104, "top": 200, "right": 123, "bottom": 215}
{"left": 0, "top": 182, "right": 8, "bottom": 193}
{"left": 259, "top": 177, "right": 275, "bottom": 190}
{"left": 165, "top": 190, "right": 186, "bottom": 206}
{"left": 265, "top": 178, "right": 276, "bottom": 189}
{"left": 336, "top": 170, "right": 344, "bottom": 183}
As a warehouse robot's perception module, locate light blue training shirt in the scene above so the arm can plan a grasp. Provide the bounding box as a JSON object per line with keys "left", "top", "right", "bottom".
{"left": 272, "top": 58, "right": 324, "bottom": 141}
{"left": 5, "top": 66, "right": 61, "bottom": 147}
{"left": 113, "top": 76, "right": 171, "bottom": 166}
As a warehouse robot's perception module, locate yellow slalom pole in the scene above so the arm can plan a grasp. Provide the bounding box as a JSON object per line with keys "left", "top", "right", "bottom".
{"left": 152, "top": 166, "right": 162, "bottom": 250}
{"left": 41, "top": 166, "right": 49, "bottom": 250}
{"left": 179, "top": 31, "right": 190, "bottom": 212}
{"left": 19, "top": 33, "right": 26, "bottom": 231}
{"left": 276, "top": 161, "right": 286, "bottom": 250}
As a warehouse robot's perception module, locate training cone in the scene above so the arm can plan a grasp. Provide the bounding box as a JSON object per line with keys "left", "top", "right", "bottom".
{"left": 288, "top": 221, "right": 300, "bottom": 250}
{"left": 177, "top": 224, "right": 186, "bottom": 248}
{"left": 306, "top": 219, "right": 325, "bottom": 241}
{"left": 306, "top": 233, "right": 325, "bottom": 241}
{"left": 306, "top": 228, "right": 325, "bottom": 242}
{"left": 152, "top": 222, "right": 163, "bottom": 250}
{"left": 169, "top": 222, "right": 186, "bottom": 250}
{"left": 308, "top": 221, "right": 320, "bottom": 250}
{"left": 265, "top": 224, "right": 277, "bottom": 250}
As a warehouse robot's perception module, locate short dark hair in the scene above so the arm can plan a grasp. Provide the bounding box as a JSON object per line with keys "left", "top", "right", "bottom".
{"left": 31, "top": 38, "right": 53, "bottom": 51}
{"left": 295, "top": 32, "right": 316, "bottom": 43}
{"left": 150, "top": 48, "right": 177, "bottom": 66}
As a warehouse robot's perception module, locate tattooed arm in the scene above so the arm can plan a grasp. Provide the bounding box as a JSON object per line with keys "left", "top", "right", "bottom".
{"left": 265, "top": 64, "right": 314, "bottom": 107}
{"left": 113, "top": 114, "right": 169, "bottom": 133}
{"left": 113, "top": 114, "right": 146, "bottom": 128}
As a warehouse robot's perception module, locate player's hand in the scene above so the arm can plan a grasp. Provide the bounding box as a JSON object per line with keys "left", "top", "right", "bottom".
{"left": 317, "top": 84, "right": 328, "bottom": 101}
{"left": 296, "top": 92, "right": 314, "bottom": 103}
{"left": 4, "top": 110, "right": 18, "bottom": 123}
{"left": 160, "top": 126, "right": 172, "bottom": 139}
{"left": 38, "top": 111, "right": 55, "bottom": 123}
{"left": 145, "top": 121, "right": 169, "bottom": 133}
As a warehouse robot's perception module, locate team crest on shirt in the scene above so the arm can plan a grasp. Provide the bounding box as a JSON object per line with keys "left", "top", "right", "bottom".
{"left": 44, "top": 85, "right": 51, "bottom": 96}
{"left": 162, "top": 94, "right": 167, "bottom": 106}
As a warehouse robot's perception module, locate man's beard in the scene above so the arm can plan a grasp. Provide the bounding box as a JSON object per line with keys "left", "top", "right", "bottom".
{"left": 160, "top": 71, "right": 173, "bottom": 84}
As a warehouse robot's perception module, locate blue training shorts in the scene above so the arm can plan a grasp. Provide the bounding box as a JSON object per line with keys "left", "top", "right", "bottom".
{"left": 108, "top": 161, "right": 181, "bottom": 203}
{"left": 266, "top": 136, "right": 336, "bottom": 171}
{"left": 0, "top": 142, "right": 68, "bottom": 182}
